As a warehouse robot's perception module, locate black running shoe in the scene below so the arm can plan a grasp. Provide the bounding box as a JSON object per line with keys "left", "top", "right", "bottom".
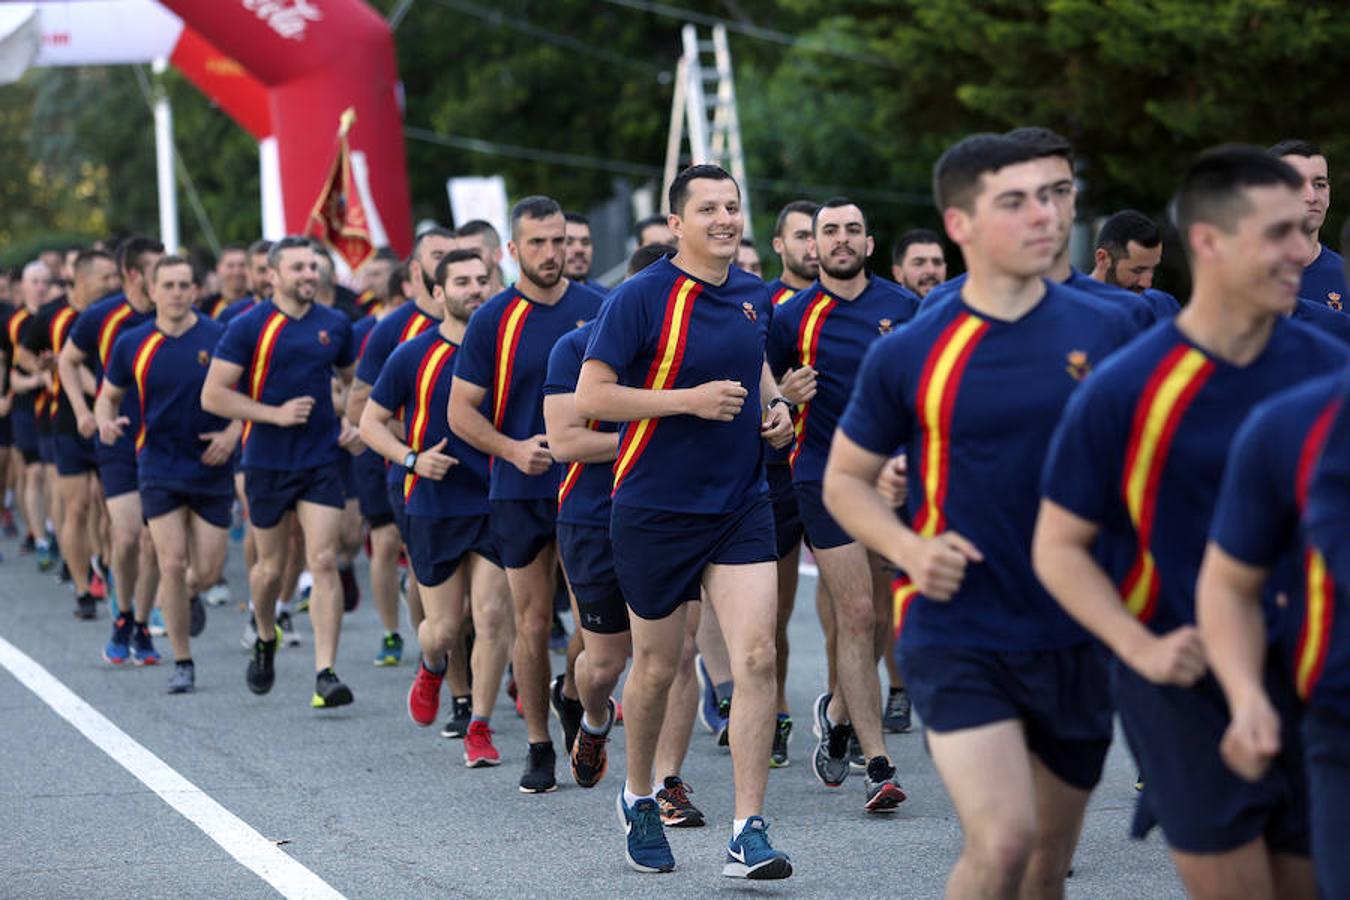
{"left": 167, "top": 660, "right": 195, "bottom": 694}
{"left": 246, "top": 637, "right": 277, "bottom": 695}
{"left": 311, "top": 668, "right": 353, "bottom": 708}
{"left": 441, "top": 697, "right": 472, "bottom": 738}
{"left": 883, "top": 687, "right": 912, "bottom": 734}
{"left": 188, "top": 593, "right": 207, "bottom": 637}
{"left": 715, "top": 696, "right": 731, "bottom": 747}
{"left": 74, "top": 592, "right": 97, "bottom": 621}
{"left": 770, "top": 714, "right": 792, "bottom": 768}
{"left": 863, "top": 756, "right": 907, "bottom": 813}
{"left": 519, "top": 741, "right": 558, "bottom": 794}
{"left": 57, "top": 561, "right": 72, "bottom": 583}
{"left": 550, "top": 673, "right": 584, "bottom": 754}
{"left": 655, "top": 775, "right": 705, "bottom": 828}
{"left": 570, "top": 699, "right": 613, "bottom": 788}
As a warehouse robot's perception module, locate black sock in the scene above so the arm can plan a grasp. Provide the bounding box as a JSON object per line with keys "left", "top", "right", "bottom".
{"left": 865, "top": 756, "right": 893, "bottom": 780}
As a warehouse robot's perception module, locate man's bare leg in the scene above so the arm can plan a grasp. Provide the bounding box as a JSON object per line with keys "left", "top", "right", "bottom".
{"left": 506, "top": 545, "right": 558, "bottom": 744}
{"left": 295, "top": 501, "right": 343, "bottom": 672}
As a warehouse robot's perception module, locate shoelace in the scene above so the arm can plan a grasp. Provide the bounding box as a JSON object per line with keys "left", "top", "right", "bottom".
{"left": 632, "top": 802, "right": 664, "bottom": 845}
{"left": 736, "top": 818, "right": 773, "bottom": 855}
{"left": 662, "top": 779, "right": 693, "bottom": 808}
{"left": 575, "top": 731, "right": 605, "bottom": 767}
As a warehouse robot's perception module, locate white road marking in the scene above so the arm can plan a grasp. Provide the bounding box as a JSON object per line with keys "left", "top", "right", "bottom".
{"left": 0, "top": 636, "right": 345, "bottom": 900}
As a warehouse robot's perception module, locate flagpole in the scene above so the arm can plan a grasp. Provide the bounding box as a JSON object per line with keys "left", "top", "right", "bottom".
{"left": 152, "top": 57, "right": 179, "bottom": 252}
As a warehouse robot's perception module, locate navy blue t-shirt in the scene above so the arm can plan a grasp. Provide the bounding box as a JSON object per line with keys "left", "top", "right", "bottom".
{"left": 218, "top": 296, "right": 258, "bottom": 325}
{"left": 1300, "top": 245, "right": 1347, "bottom": 312}
{"left": 213, "top": 300, "right": 356, "bottom": 471}
{"left": 544, "top": 321, "right": 616, "bottom": 527}
{"left": 839, "top": 281, "right": 1138, "bottom": 651}
{"left": 1044, "top": 318, "right": 1346, "bottom": 636}
{"left": 105, "top": 317, "right": 233, "bottom": 491}
{"left": 456, "top": 280, "right": 604, "bottom": 501}
{"left": 1305, "top": 367, "right": 1350, "bottom": 718}
{"left": 926, "top": 269, "right": 1155, "bottom": 330}
{"left": 1142, "top": 288, "right": 1182, "bottom": 318}
{"left": 354, "top": 301, "right": 440, "bottom": 387}
{"left": 69, "top": 292, "right": 153, "bottom": 461}
{"left": 1293, "top": 296, "right": 1350, "bottom": 345}
{"left": 767, "top": 276, "right": 919, "bottom": 483}
{"left": 585, "top": 257, "right": 771, "bottom": 514}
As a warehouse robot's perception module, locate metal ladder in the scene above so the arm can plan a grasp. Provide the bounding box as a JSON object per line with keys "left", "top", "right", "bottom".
{"left": 662, "top": 23, "right": 752, "bottom": 235}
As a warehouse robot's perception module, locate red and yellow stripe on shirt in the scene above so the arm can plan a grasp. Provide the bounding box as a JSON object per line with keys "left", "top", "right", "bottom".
{"left": 130, "top": 331, "right": 166, "bottom": 453}
{"left": 1118, "top": 345, "right": 1214, "bottom": 622}
{"left": 241, "top": 311, "right": 288, "bottom": 447}
{"left": 400, "top": 310, "right": 433, "bottom": 344}
{"left": 46, "top": 306, "right": 78, "bottom": 420}
{"left": 612, "top": 276, "right": 701, "bottom": 493}
{"left": 891, "top": 574, "right": 920, "bottom": 641}
{"left": 7, "top": 308, "right": 30, "bottom": 403}
{"left": 402, "top": 340, "right": 456, "bottom": 502}
{"left": 911, "top": 313, "right": 988, "bottom": 537}
{"left": 558, "top": 420, "right": 602, "bottom": 509}
{"left": 788, "top": 292, "right": 837, "bottom": 468}
{"left": 772, "top": 286, "right": 794, "bottom": 306}
{"left": 1293, "top": 399, "right": 1341, "bottom": 700}
{"left": 492, "top": 298, "right": 533, "bottom": 431}
{"left": 97, "top": 303, "right": 134, "bottom": 368}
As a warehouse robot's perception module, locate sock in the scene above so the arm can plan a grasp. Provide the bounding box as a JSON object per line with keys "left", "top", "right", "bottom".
{"left": 581, "top": 706, "right": 612, "bottom": 735}
{"left": 453, "top": 694, "right": 471, "bottom": 709}
{"left": 889, "top": 685, "right": 904, "bottom": 695}
{"left": 422, "top": 655, "right": 447, "bottom": 675}
{"left": 714, "top": 680, "right": 734, "bottom": 704}
{"left": 624, "top": 785, "right": 653, "bottom": 808}
{"left": 471, "top": 714, "right": 489, "bottom": 725}
{"left": 732, "top": 817, "right": 749, "bottom": 838}
{"left": 316, "top": 667, "right": 334, "bottom": 679}
{"left": 176, "top": 658, "right": 194, "bottom": 667}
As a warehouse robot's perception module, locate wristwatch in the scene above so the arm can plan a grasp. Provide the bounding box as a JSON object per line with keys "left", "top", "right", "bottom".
{"left": 768, "top": 396, "right": 793, "bottom": 412}
{"left": 402, "top": 450, "right": 418, "bottom": 469}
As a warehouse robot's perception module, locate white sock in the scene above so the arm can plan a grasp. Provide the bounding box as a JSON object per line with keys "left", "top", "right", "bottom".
{"left": 623, "top": 785, "right": 652, "bottom": 808}
{"left": 733, "top": 817, "right": 750, "bottom": 839}
{"left": 581, "top": 706, "right": 612, "bottom": 735}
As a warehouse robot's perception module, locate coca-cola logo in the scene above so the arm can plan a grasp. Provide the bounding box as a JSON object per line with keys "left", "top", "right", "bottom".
{"left": 241, "top": 0, "right": 322, "bottom": 41}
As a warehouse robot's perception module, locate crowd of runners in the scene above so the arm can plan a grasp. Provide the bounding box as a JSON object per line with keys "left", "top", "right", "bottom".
{"left": 3, "top": 129, "right": 1350, "bottom": 898}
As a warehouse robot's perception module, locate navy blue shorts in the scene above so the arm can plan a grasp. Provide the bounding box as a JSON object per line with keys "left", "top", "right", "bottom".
{"left": 901, "top": 643, "right": 1113, "bottom": 791}
{"left": 794, "top": 478, "right": 853, "bottom": 550}
{"left": 141, "top": 481, "right": 233, "bottom": 529}
{"left": 1115, "top": 662, "right": 1309, "bottom": 854}
{"left": 0, "top": 414, "right": 11, "bottom": 447}
{"left": 12, "top": 407, "right": 38, "bottom": 463}
{"left": 405, "top": 513, "right": 498, "bottom": 587}
{"left": 611, "top": 495, "right": 775, "bottom": 622}
{"left": 97, "top": 448, "right": 139, "bottom": 499}
{"left": 558, "top": 522, "right": 627, "bottom": 635}
{"left": 37, "top": 429, "right": 55, "bottom": 464}
{"left": 767, "top": 463, "right": 803, "bottom": 559}
{"left": 355, "top": 452, "right": 394, "bottom": 528}
{"left": 338, "top": 452, "right": 358, "bottom": 501}
{"left": 244, "top": 465, "right": 346, "bottom": 529}
{"left": 1304, "top": 706, "right": 1350, "bottom": 897}
{"left": 386, "top": 478, "right": 410, "bottom": 539}
{"left": 489, "top": 498, "right": 557, "bottom": 569}
{"left": 53, "top": 432, "right": 97, "bottom": 477}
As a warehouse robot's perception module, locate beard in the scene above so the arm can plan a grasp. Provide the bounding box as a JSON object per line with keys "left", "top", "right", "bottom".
{"left": 521, "top": 258, "right": 562, "bottom": 290}
{"left": 786, "top": 254, "right": 818, "bottom": 282}
{"left": 820, "top": 253, "right": 866, "bottom": 281}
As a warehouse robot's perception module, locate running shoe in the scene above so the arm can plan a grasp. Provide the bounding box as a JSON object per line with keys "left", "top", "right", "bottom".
{"left": 464, "top": 720, "right": 501, "bottom": 767}
{"left": 295, "top": 573, "right": 312, "bottom": 613}
{"left": 570, "top": 699, "right": 613, "bottom": 788}
{"left": 18, "top": 534, "right": 36, "bottom": 555}
{"left": 441, "top": 697, "right": 472, "bottom": 739}
{"left": 655, "top": 776, "right": 704, "bottom": 828}
{"left": 407, "top": 659, "right": 443, "bottom": 726}
{"left": 715, "top": 696, "right": 731, "bottom": 747}
{"left": 0, "top": 507, "right": 16, "bottom": 538}
{"left": 339, "top": 564, "right": 360, "bottom": 612}
{"left": 519, "top": 741, "right": 557, "bottom": 794}
{"left": 103, "top": 613, "right": 133, "bottom": 664}
{"left": 616, "top": 793, "right": 675, "bottom": 873}
{"left": 246, "top": 636, "right": 277, "bottom": 694}
{"left": 130, "top": 624, "right": 161, "bottom": 666}
{"left": 204, "top": 580, "right": 231, "bottom": 607}
{"left": 188, "top": 594, "right": 207, "bottom": 638}
{"left": 148, "top": 607, "right": 167, "bottom": 637}
{"left": 374, "top": 632, "right": 403, "bottom": 667}
{"left": 811, "top": 692, "right": 850, "bottom": 787}
{"left": 695, "top": 654, "right": 725, "bottom": 735}
{"left": 35, "top": 538, "right": 55, "bottom": 572}
{"left": 549, "top": 611, "right": 568, "bottom": 653}
{"left": 167, "top": 660, "right": 195, "bottom": 694}
{"left": 74, "top": 592, "right": 97, "bottom": 621}
{"left": 724, "top": 817, "right": 792, "bottom": 880}
{"left": 883, "top": 687, "right": 913, "bottom": 734}
{"left": 312, "top": 668, "right": 354, "bottom": 708}
{"left": 57, "top": 561, "right": 71, "bottom": 583}
{"left": 848, "top": 732, "right": 866, "bottom": 771}
{"left": 89, "top": 568, "right": 107, "bottom": 601}
{"left": 241, "top": 619, "right": 259, "bottom": 649}
{"left": 550, "top": 673, "right": 584, "bottom": 754}
{"left": 863, "top": 757, "right": 908, "bottom": 813}
{"left": 770, "top": 714, "right": 792, "bottom": 768}
{"left": 277, "top": 610, "right": 301, "bottom": 647}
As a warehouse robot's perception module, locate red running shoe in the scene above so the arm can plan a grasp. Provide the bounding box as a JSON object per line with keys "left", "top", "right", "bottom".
{"left": 464, "top": 720, "right": 501, "bottom": 767}
{"left": 407, "top": 660, "right": 443, "bottom": 726}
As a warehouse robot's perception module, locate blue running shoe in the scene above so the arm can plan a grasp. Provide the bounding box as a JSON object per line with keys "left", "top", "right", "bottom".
{"left": 103, "top": 613, "right": 134, "bottom": 664}
{"left": 616, "top": 793, "right": 675, "bottom": 873}
{"left": 695, "top": 654, "right": 726, "bottom": 736}
{"left": 724, "top": 816, "right": 792, "bottom": 880}
{"left": 131, "top": 624, "right": 161, "bottom": 666}
{"left": 373, "top": 632, "right": 403, "bottom": 667}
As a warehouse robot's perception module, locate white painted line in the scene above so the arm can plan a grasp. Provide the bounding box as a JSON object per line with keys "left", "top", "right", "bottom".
{"left": 0, "top": 636, "right": 345, "bottom": 900}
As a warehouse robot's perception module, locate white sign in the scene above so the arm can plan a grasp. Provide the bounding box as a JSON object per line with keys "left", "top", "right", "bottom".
{"left": 446, "top": 175, "right": 516, "bottom": 284}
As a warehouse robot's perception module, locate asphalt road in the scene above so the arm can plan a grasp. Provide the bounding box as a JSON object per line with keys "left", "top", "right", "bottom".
{"left": 0, "top": 526, "right": 1183, "bottom": 899}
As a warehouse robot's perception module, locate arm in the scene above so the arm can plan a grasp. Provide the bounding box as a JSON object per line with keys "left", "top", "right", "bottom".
{"left": 1196, "top": 544, "right": 1280, "bottom": 781}
{"left": 200, "top": 358, "right": 312, "bottom": 426}
{"left": 345, "top": 378, "right": 373, "bottom": 427}
{"left": 58, "top": 341, "right": 97, "bottom": 438}
{"left": 448, "top": 376, "right": 552, "bottom": 476}
{"left": 759, "top": 360, "right": 793, "bottom": 449}
{"left": 360, "top": 396, "right": 457, "bottom": 480}
{"left": 573, "top": 359, "right": 745, "bottom": 423}
{"left": 1031, "top": 499, "right": 1205, "bottom": 685}
{"left": 543, "top": 393, "right": 618, "bottom": 464}
{"left": 93, "top": 381, "right": 129, "bottom": 446}
{"left": 199, "top": 420, "right": 243, "bottom": 467}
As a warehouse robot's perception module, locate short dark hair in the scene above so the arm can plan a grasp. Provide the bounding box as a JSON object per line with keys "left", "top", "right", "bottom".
{"left": 812, "top": 196, "right": 866, "bottom": 234}
{"left": 117, "top": 236, "right": 165, "bottom": 276}
{"left": 1095, "top": 210, "right": 1162, "bottom": 258}
{"left": 454, "top": 219, "right": 501, "bottom": 251}
{"left": 1172, "top": 145, "right": 1303, "bottom": 253}
{"left": 932, "top": 133, "right": 1044, "bottom": 212}
{"left": 247, "top": 239, "right": 273, "bottom": 259}
{"left": 668, "top": 164, "right": 738, "bottom": 217}
{"left": 627, "top": 242, "right": 676, "bottom": 277}
{"left": 891, "top": 229, "right": 944, "bottom": 266}
{"left": 410, "top": 226, "right": 456, "bottom": 264}
{"left": 1269, "top": 139, "right": 1322, "bottom": 159}
{"left": 72, "top": 248, "right": 115, "bottom": 277}
{"left": 434, "top": 248, "right": 488, "bottom": 286}
{"left": 509, "top": 197, "right": 563, "bottom": 239}
{"left": 632, "top": 214, "right": 668, "bottom": 241}
{"left": 564, "top": 212, "right": 590, "bottom": 227}
{"left": 267, "top": 235, "right": 314, "bottom": 270}
{"left": 217, "top": 243, "right": 248, "bottom": 260}
{"left": 150, "top": 254, "right": 193, "bottom": 284}
{"left": 1005, "top": 125, "right": 1074, "bottom": 169}
{"left": 774, "top": 200, "right": 819, "bottom": 238}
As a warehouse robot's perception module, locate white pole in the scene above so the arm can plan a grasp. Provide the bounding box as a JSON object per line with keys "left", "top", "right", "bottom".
{"left": 259, "top": 137, "right": 285, "bottom": 239}
{"left": 151, "top": 57, "right": 178, "bottom": 252}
